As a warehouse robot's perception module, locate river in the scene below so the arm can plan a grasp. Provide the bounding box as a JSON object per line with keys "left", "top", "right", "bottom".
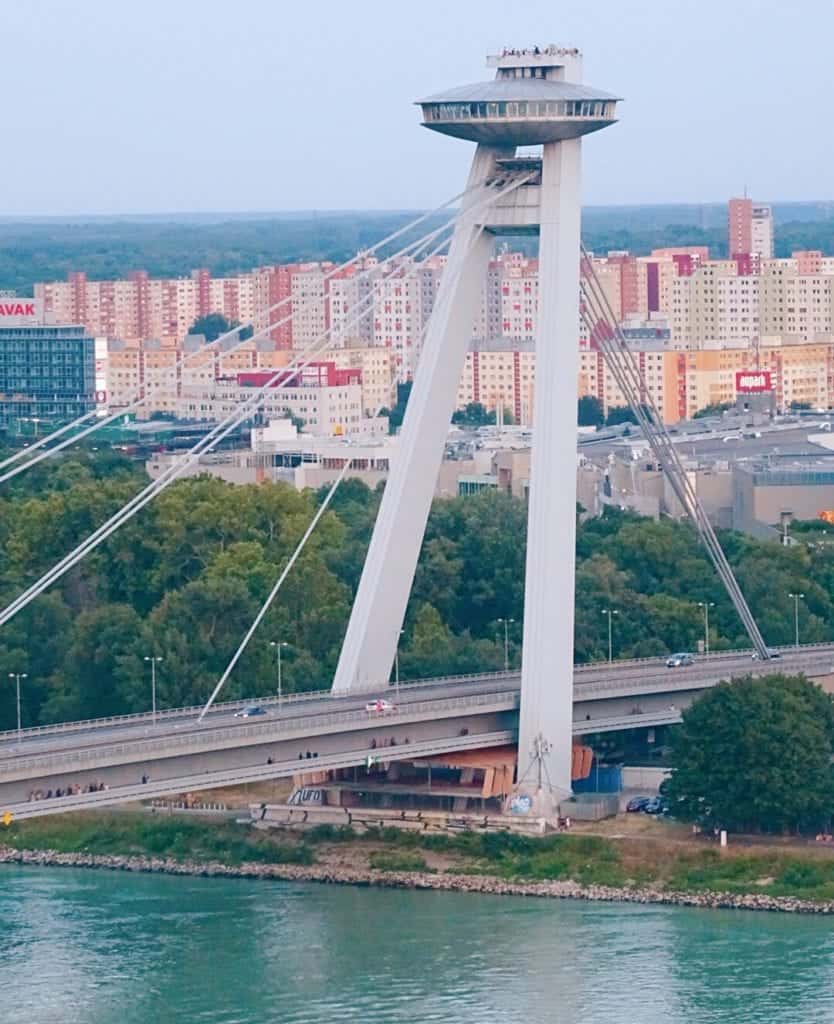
{"left": 2, "top": 866, "right": 834, "bottom": 1023}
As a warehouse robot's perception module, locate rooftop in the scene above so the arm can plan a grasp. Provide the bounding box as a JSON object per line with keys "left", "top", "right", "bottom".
{"left": 419, "top": 80, "right": 618, "bottom": 105}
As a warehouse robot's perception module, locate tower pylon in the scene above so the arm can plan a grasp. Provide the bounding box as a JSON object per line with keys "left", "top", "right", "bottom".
{"left": 331, "top": 47, "right": 620, "bottom": 808}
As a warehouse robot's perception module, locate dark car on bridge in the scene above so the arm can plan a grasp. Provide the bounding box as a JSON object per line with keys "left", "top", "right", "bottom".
{"left": 234, "top": 705, "right": 267, "bottom": 718}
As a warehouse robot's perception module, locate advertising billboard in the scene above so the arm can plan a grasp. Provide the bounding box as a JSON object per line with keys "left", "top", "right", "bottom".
{"left": 735, "top": 370, "right": 773, "bottom": 394}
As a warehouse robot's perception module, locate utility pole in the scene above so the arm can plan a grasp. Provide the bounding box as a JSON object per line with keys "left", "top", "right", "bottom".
{"left": 788, "top": 593, "right": 804, "bottom": 650}
{"left": 144, "top": 657, "right": 162, "bottom": 726}
{"left": 7, "top": 672, "right": 27, "bottom": 746}
{"left": 697, "top": 601, "right": 715, "bottom": 655}
{"left": 601, "top": 609, "right": 618, "bottom": 663}
{"left": 497, "top": 617, "right": 514, "bottom": 672}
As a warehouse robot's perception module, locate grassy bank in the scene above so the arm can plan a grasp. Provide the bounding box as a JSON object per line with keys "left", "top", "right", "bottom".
{"left": 2, "top": 814, "right": 313, "bottom": 866}
{"left": 6, "top": 814, "right": 834, "bottom": 902}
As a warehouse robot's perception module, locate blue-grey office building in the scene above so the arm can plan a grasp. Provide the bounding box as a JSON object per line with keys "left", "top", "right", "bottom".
{"left": 0, "top": 324, "right": 95, "bottom": 425}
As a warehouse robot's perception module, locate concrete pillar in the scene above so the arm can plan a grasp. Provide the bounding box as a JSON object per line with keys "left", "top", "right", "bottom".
{"left": 516, "top": 138, "right": 583, "bottom": 804}
{"left": 331, "top": 146, "right": 503, "bottom": 693}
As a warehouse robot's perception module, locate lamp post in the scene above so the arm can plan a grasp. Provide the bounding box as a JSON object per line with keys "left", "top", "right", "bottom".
{"left": 270, "top": 641, "right": 289, "bottom": 710}
{"left": 7, "top": 672, "right": 27, "bottom": 746}
{"left": 143, "top": 657, "right": 162, "bottom": 726}
{"left": 601, "top": 609, "right": 619, "bottom": 664}
{"left": 497, "top": 617, "right": 514, "bottom": 672}
{"left": 697, "top": 601, "right": 715, "bottom": 655}
{"left": 788, "top": 592, "right": 804, "bottom": 650}
{"left": 394, "top": 629, "right": 404, "bottom": 697}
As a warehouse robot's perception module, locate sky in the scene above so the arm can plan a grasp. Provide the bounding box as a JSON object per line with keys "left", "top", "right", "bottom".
{"left": 2, "top": 0, "right": 833, "bottom": 215}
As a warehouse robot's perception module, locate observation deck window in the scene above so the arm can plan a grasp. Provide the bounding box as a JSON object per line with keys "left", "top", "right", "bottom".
{"left": 424, "top": 97, "right": 614, "bottom": 124}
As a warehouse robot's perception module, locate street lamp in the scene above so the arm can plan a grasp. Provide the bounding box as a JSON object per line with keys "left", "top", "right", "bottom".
{"left": 7, "top": 673, "right": 27, "bottom": 746}
{"left": 270, "top": 641, "right": 290, "bottom": 710}
{"left": 788, "top": 593, "right": 805, "bottom": 650}
{"left": 601, "top": 609, "right": 619, "bottom": 664}
{"left": 143, "top": 657, "right": 162, "bottom": 726}
{"left": 497, "top": 617, "right": 515, "bottom": 672}
{"left": 697, "top": 601, "right": 715, "bottom": 656}
{"left": 394, "top": 629, "right": 404, "bottom": 697}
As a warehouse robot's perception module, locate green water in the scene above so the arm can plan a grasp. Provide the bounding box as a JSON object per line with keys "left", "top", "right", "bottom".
{"left": 2, "top": 867, "right": 834, "bottom": 1024}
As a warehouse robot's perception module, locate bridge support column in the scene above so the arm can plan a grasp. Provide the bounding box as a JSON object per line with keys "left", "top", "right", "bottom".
{"left": 515, "top": 138, "right": 582, "bottom": 809}
{"left": 331, "top": 146, "right": 502, "bottom": 694}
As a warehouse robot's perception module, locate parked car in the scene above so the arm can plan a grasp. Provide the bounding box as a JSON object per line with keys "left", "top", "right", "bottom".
{"left": 644, "top": 796, "right": 666, "bottom": 815}
{"left": 365, "top": 699, "right": 395, "bottom": 714}
{"left": 666, "top": 652, "right": 694, "bottom": 668}
{"left": 626, "top": 796, "right": 650, "bottom": 813}
{"left": 234, "top": 705, "right": 267, "bottom": 718}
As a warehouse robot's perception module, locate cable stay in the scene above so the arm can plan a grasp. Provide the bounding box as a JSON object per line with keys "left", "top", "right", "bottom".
{"left": 0, "top": 224, "right": 454, "bottom": 625}
{"left": 197, "top": 460, "right": 353, "bottom": 722}
{"left": 193, "top": 223, "right": 485, "bottom": 714}
{"left": 0, "top": 188, "right": 473, "bottom": 483}
{"left": 0, "top": 171, "right": 533, "bottom": 629}
{"left": 579, "top": 245, "right": 769, "bottom": 659}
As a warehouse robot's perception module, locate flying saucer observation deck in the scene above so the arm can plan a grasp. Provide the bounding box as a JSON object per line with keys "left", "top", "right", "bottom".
{"left": 417, "top": 49, "right": 619, "bottom": 146}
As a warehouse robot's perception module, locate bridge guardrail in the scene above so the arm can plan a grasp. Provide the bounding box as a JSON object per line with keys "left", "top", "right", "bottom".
{"left": 576, "top": 709, "right": 682, "bottom": 733}
{"left": 0, "top": 670, "right": 520, "bottom": 743}
{"left": 0, "top": 689, "right": 521, "bottom": 778}
{"left": 2, "top": 642, "right": 831, "bottom": 744}
{"left": 573, "top": 653, "right": 834, "bottom": 697}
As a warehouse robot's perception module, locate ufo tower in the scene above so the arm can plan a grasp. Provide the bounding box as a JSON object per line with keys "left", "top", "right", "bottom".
{"left": 332, "top": 47, "right": 619, "bottom": 807}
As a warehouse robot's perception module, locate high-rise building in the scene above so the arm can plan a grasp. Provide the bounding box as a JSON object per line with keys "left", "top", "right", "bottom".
{"left": 751, "top": 204, "right": 774, "bottom": 260}
{"left": 728, "top": 197, "right": 774, "bottom": 259}
{"left": 0, "top": 321, "right": 95, "bottom": 425}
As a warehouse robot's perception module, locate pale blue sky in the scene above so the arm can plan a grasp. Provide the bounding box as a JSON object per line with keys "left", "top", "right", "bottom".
{"left": 3, "top": 0, "right": 832, "bottom": 214}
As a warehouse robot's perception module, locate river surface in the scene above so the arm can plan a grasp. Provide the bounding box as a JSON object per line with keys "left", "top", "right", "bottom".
{"left": 3, "top": 867, "right": 834, "bottom": 1023}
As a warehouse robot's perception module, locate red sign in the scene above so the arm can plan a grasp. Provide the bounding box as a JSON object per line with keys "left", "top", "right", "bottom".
{"left": 735, "top": 370, "right": 773, "bottom": 393}
{"left": 0, "top": 302, "right": 35, "bottom": 317}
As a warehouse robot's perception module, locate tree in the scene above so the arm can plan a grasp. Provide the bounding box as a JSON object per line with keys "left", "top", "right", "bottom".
{"left": 693, "top": 401, "right": 733, "bottom": 419}
{"left": 388, "top": 381, "right": 412, "bottom": 433}
{"left": 188, "top": 314, "right": 253, "bottom": 344}
{"left": 578, "top": 395, "right": 604, "bottom": 428}
{"left": 451, "top": 402, "right": 494, "bottom": 428}
{"left": 663, "top": 674, "right": 834, "bottom": 833}
{"left": 282, "top": 407, "right": 306, "bottom": 432}
{"left": 605, "top": 405, "right": 638, "bottom": 427}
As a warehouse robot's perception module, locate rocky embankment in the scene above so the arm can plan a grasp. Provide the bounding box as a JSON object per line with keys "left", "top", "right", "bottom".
{"left": 2, "top": 845, "right": 833, "bottom": 914}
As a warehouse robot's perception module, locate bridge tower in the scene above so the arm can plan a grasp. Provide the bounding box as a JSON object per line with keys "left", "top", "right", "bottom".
{"left": 331, "top": 48, "right": 619, "bottom": 808}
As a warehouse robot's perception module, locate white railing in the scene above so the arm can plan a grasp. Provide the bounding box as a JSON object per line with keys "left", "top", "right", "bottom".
{"left": 573, "top": 652, "right": 834, "bottom": 697}
{"left": 0, "top": 670, "right": 519, "bottom": 742}
{"left": 0, "top": 690, "right": 520, "bottom": 778}
{"left": 2, "top": 641, "right": 832, "bottom": 744}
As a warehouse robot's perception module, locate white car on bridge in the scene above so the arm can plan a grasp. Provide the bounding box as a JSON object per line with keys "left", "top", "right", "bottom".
{"left": 365, "top": 699, "right": 395, "bottom": 715}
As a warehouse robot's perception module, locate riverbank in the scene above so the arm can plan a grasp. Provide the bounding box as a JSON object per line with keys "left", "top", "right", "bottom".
{"left": 4, "top": 843, "right": 834, "bottom": 915}
{"left": 6, "top": 813, "right": 834, "bottom": 912}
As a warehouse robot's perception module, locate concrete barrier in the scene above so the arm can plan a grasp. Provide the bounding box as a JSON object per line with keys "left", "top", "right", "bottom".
{"left": 621, "top": 766, "right": 670, "bottom": 791}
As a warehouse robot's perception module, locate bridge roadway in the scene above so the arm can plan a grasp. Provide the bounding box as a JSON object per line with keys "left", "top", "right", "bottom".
{"left": 0, "top": 644, "right": 832, "bottom": 820}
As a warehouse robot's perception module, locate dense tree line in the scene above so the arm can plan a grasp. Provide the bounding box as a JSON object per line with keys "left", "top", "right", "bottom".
{"left": 2, "top": 450, "right": 834, "bottom": 731}
{"left": 2, "top": 206, "right": 832, "bottom": 292}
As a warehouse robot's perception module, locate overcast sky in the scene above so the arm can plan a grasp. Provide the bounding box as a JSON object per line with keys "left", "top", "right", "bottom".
{"left": 3, "top": 0, "right": 833, "bottom": 215}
